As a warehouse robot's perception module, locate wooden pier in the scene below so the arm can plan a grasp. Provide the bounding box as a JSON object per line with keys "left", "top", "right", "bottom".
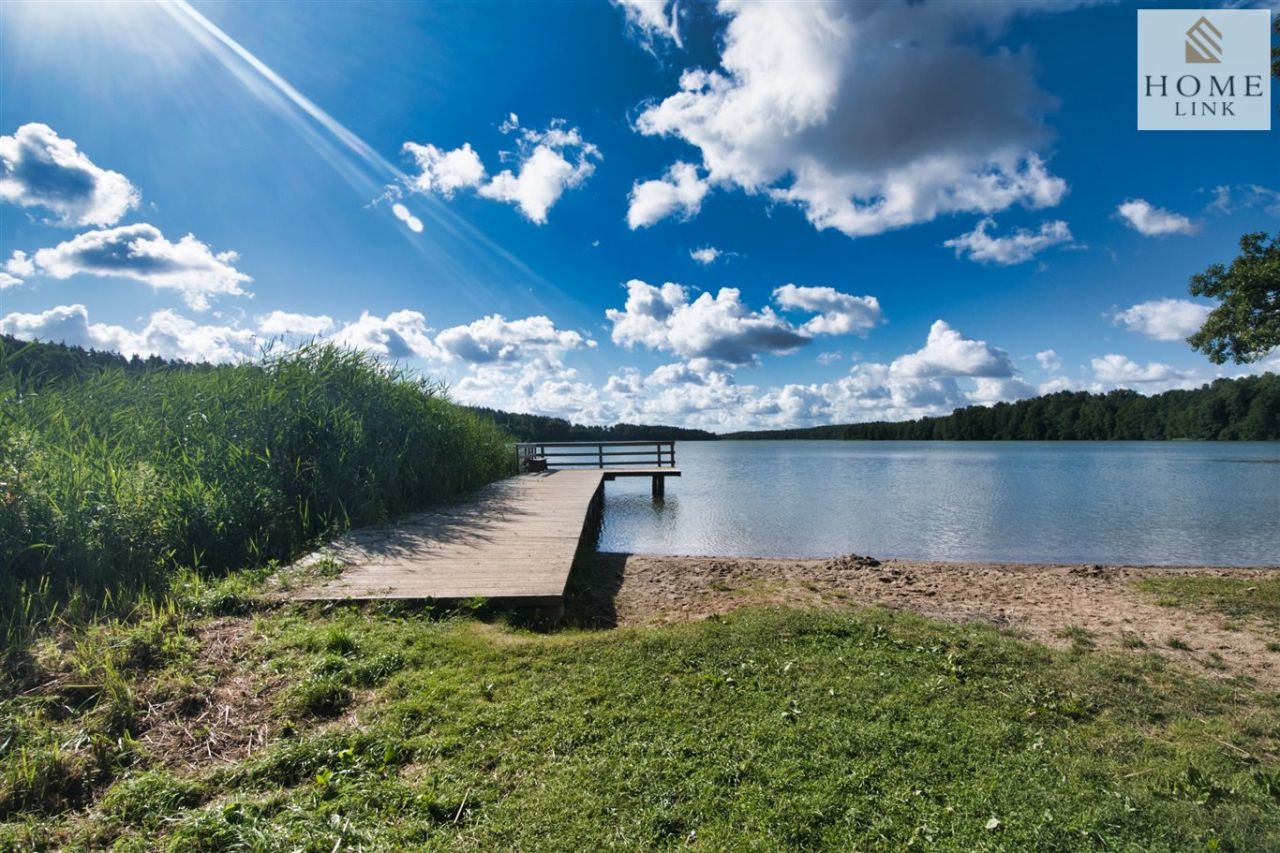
{"left": 516, "top": 439, "right": 681, "bottom": 498}
{"left": 293, "top": 441, "right": 679, "bottom": 605}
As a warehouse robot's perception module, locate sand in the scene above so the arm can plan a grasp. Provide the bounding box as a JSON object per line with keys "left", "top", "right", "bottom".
{"left": 571, "top": 553, "right": 1280, "bottom": 688}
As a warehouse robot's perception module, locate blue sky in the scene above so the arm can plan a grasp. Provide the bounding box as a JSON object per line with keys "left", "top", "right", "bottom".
{"left": 1, "top": 0, "right": 1276, "bottom": 430}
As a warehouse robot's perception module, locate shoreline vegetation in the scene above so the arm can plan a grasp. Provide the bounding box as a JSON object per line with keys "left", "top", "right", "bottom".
{"left": 3, "top": 337, "right": 1279, "bottom": 849}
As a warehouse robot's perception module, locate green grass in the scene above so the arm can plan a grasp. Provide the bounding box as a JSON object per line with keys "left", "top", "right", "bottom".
{"left": 2, "top": 599, "right": 1278, "bottom": 852}
{"left": 1138, "top": 577, "right": 1280, "bottom": 628}
{"left": 0, "top": 342, "right": 514, "bottom": 659}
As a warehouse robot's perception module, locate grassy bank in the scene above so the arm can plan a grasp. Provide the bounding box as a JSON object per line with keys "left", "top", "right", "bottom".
{"left": 1139, "top": 577, "right": 1280, "bottom": 630}
{"left": 0, "top": 343, "right": 514, "bottom": 656}
{"left": 1, "top": 594, "right": 1277, "bottom": 851}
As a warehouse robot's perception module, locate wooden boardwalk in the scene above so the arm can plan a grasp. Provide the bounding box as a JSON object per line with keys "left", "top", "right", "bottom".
{"left": 292, "top": 470, "right": 606, "bottom": 605}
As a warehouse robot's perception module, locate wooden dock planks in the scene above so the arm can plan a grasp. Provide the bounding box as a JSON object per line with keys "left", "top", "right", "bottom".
{"left": 292, "top": 469, "right": 605, "bottom": 604}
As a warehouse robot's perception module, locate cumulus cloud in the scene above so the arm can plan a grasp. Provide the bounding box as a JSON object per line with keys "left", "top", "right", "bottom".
{"left": 0, "top": 304, "right": 258, "bottom": 363}
{"left": 1112, "top": 298, "right": 1211, "bottom": 342}
{"left": 627, "top": 161, "right": 709, "bottom": 229}
{"left": 606, "top": 279, "right": 880, "bottom": 370}
{"left": 944, "top": 217, "right": 1072, "bottom": 265}
{"left": 435, "top": 314, "right": 591, "bottom": 364}
{"left": 632, "top": 1, "right": 1070, "bottom": 238}
{"left": 329, "top": 310, "right": 440, "bottom": 360}
{"left": 451, "top": 357, "right": 619, "bottom": 425}
{"left": 607, "top": 280, "right": 808, "bottom": 369}
{"left": 966, "top": 376, "right": 1036, "bottom": 406}
{"left": 1035, "top": 349, "right": 1062, "bottom": 372}
{"left": 689, "top": 246, "right": 721, "bottom": 264}
{"left": 1090, "top": 354, "right": 1189, "bottom": 384}
{"left": 614, "top": 0, "right": 682, "bottom": 48}
{"left": 402, "top": 142, "right": 486, "bottom": 196}
{"left": 257, "top": 310, "right": 335, "bottom": 337}
{"left": 404, "top": 116, "right": 599, "bottom": 224}
{"left": 890, "top": 320, "right": 1015, "bottom": 379}
{"left": 773, "top": 284, "right": 881, "bottom": 336}
{"left": 16, "top": 224, "right": 251, "bottom": 310}
{"left": 1115, "top": 199, "right": 1198, "bottom": 236}
{"left": 0, "top": 272, "right": 23, "bottom": 289}
{"left": 4, "top": 250, "right": 35, "bottom": 277}
{"left": 0, "top": 123, "right": 139, "bottom": 226}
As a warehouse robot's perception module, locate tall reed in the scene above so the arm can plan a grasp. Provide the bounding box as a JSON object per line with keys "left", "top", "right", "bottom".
{"left": 0, "top": 343, "right": 514, "bottom": 655}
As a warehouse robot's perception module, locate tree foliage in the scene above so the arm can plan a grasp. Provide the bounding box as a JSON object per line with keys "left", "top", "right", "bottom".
{"left": 1187, "top": 232, "right": 1280, "bottom": 364}
{"left": 726, "top": 374, "right": 1280, "bottom": 441}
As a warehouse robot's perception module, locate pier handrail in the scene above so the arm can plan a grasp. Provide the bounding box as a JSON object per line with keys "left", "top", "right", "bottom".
{"left": 515, "top": 440, "right": 676, "bottom": 471}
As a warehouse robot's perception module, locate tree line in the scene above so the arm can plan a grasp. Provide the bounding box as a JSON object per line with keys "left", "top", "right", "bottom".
{"left": 724, "top": 374, "right": 1280, "bottom": 441}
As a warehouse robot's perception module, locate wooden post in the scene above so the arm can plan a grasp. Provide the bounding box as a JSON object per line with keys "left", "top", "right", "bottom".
{"left": 598, "top": 443, "right": 604, "bottom": 468}
{"left": 652, "top": 474, "right": 664, "bottom": 499}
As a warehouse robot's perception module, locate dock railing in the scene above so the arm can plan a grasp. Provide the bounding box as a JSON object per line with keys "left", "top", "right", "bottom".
{"left": 515, "top": 440, "right": 676, "bottom": 472}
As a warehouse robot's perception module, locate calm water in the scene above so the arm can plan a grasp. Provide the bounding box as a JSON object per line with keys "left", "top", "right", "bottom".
{"left": 595, "top": 441, "right": 1280, "bottom": 566}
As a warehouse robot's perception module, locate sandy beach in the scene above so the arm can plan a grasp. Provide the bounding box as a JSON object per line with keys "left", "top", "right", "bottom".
{"left": 572, "top": 553, "right": 1280, "bottom": 688}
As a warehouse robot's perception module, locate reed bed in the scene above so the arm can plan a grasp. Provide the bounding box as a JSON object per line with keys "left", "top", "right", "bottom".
{"left": 0, "top": 343, "right": 514, "bottom": 657}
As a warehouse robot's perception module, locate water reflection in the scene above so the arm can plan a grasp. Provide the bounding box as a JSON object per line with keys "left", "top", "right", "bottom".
{"left": 596, "top": 441, "right": 1280, "bottom": 565}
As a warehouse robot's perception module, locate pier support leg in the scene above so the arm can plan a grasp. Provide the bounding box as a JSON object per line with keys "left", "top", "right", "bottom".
{"left": 651, "top": 475, "right": 665, "bottom": 500}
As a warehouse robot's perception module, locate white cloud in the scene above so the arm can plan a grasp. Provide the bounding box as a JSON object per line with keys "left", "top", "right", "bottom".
{"left": 0, "top": 272, "right": 22, "bottom": 289}
{"left": 18, "top": 224, "right": 251, "bottom": 310}
{"left": 1037, "top": 375, "right": 1078, "bottom": 395}
{"left": 1090, "top": 354, "right": 1189, "bottom": 384}
{"left": 690, "top": 246, "right": 721, "bottom": 264}
{"left": 944, "top": 217, "right": 1073, "bottom": 265}
{"left": 403, "top": 118, "right": 600, "bottom": 224}
{"left": 435, "top": 314, "right": 590, "bottom": 364}
{"left": 966, "top": 376, "right": 1036, "bottom": 406}
{"left": 627, "top": 161, "right": 708, "bottom": 229}
{"left": 890, "top": 320, "right": 1015, "bottom": 379}
{"left": 632, "top": 1, "right": 1070, "bottom": 239}
{"left": 1112, "top": 298, "right": 1211, "bottom": 342}
{"left": 0, "top": 304, "right": 258, "bottom": 363}
{"left": 402, "top": 142, "right": 486, "bottom": 196}
{"left": 483, "top": 118, "right": 601, "bottom": 223}
{"left": 256, "top": 310, "right": 335, "bottom": 337}
{"left": 606, "top": 279, "right": 879, "bottom": 370}
{"left": 816, "top": 351, "right": 842, "bottom": 365}
{"left": 4, "top": 250, "right": 35, "bottom": 277}
{"left": 1034, "top": 349, "right": 1062, "bottom": 372}
{"left": 1206, "top": 183, "right": 1280, "bottom": 217}
{"left": 1115, "top": 199, "right": 1198, "bottom": 236}
{"left": 607, "top": 280, "right": 808, "bottom": 369}
{"left": 330, "top": 310, "right": 441, "bottom": 360}
{"left": 0, "top": 123, "right": 139, "bottom": 227}
{"left": 773, "top": 284, "right": 881, "bottom": 336}
{"left": 451, "top": 358, "right": 618, "bottom": 425}
{"left": 614, "top": 0, "right": 682, "bottom": 48}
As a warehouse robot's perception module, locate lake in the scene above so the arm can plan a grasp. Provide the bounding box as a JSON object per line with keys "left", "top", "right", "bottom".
{"left": 595, "top": 441, "right": 1280, "bottom": 566}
